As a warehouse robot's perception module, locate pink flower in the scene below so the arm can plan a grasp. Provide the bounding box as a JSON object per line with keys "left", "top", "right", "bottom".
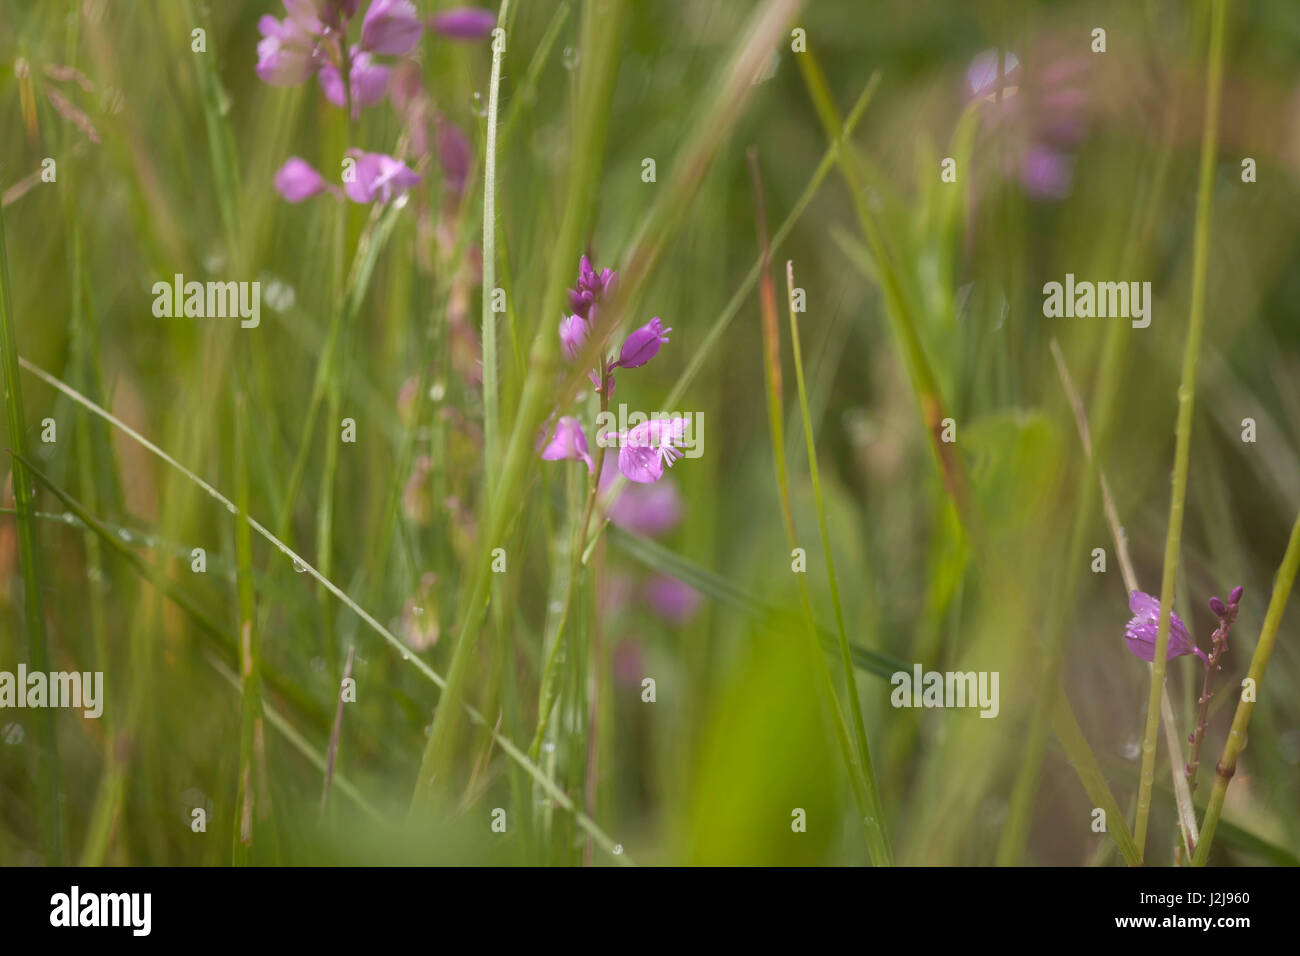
{"left": 344, "top": 150, "right": 420, "bottom": 203}
{"left": 274, "top": 156, "right": 331, "bottom": 201}
{"left": 362, "top": 0, "right": 423, "bottom": 56}
{"left": 559, "top": 314, "right": 590, "bottom": 360}
{"left": 319, "top": 49, "right": 392, "bottom": 113}
{"left": 540, "top": 417, "right": 594, "bottom": 474}
{"left": 612, "top": 317, "right": 671, "bottom": 371}
{"left": 645, "top": 574, "right": 701, "bottom": 625}
{"left": 256, "top": 14, "right": 322, "bottom": 86}
{"left": 617, "top": 417, "right": 690, "bottom": 484}
{"left": 599, "top": 459, "right": 682, "bottom": 536}
{"left": 428, "top": 7, "right": 497, "bottom": 40}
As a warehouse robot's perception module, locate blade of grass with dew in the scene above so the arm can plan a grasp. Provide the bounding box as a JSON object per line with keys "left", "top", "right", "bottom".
{"left": 1192, "top": 508, "right": 1300, "bottom": 865}
{"left": 785, "top": 257, "right": 887, "bottom": 844}
{"left": 14, "top": 362, "right": 632, "bottom": 863}
{"left": 1135, "top": 0, "right": 1227, "bottom": 859}
{"left": 749, "top": 149, "right": 890, "bottom": 865}
{"left": 0, "top": 171, "right": 61, "bottom": 864}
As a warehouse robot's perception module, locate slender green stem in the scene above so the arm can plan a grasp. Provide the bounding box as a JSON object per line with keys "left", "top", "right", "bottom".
{"left": 1192, "top": 509, "right": 1300, "bottom": 865}
{"left": 0, "top": 171, "right": 61, "bottom": 864}
{"left": 1134, "top": 0, "right": 1227, "bottom": 859}
{"left": 784, "top": 259, "right": 889, "bottom": 859}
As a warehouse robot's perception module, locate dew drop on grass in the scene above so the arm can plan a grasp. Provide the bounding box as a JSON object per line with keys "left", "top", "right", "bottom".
{"left": 1121, "top": 737, "right": 1141, "bottom": 760}
{"left": 2, "top": 723, "right": 23, "bottom": 746}
{"left": 542, "top": 740, "right": 556, "bottom": 754}
{"left": 613, "top": 844, "right": 623, "bottom": 855}
{"left": 293, "top": 558, "right": 307, "bottom": 573}
{"left": 562, "top": 46, "right": 579, "bottom": 71}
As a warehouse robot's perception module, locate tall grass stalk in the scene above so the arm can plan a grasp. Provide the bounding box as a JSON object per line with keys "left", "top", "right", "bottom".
{"left": 0, "top": 172, "right": 61, "bottom": 864}
{"left": 785, "top": 259, "right": 889, "bottom": 858}
{"left": 749, "top": 151, "right": 890, "bottom": 864}
{"left": 1134, "top": 0, "right": 1227, "bottom": 859}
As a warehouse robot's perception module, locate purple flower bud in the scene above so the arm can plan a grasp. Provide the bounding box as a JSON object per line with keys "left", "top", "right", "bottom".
{"left": 319, "top": 49, "right": 392, "bottom": 113}
{"left": 612, "top": 317, "right": 671, "bottom": 370}
{"left": 274, "top": 156, "right": 330, "bottom": 201}
{"left": 567, "top": 255, "right": 616, "bottom": 319}
{"left": 1228, "top": 585, "right": 1244, "bottom": 605}
{"left": 540, "top": 417, "right": 593, "bottom": 473}
{"left": 1124, "top": 591, "right": 1208, "bottom": 664}
{"left": 429, "top": 7, "right": 497, "bottom": 40}
{"left": 1209, "top": 596, "right": 1227, "bottom": 618}
{"left": 362, "top": 0, "right": 423, "bottom": 56}
{"left": 343, "top": 150, "right": 420, "bottom": 204}
{"left": 558, "top": 314, "right": 590, "bottom": 360}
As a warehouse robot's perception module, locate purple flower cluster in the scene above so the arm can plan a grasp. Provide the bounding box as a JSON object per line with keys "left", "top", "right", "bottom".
{"left": 258, "top": 0, "right": 494, "bottom": 205}
{"left": 540, "top": 257, "right": 689, "bottom": 486}
{"left": 966, "top": 45, "right": 1090, "bottom": 201}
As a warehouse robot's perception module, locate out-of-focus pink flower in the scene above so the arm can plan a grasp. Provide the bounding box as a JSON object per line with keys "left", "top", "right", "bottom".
{"left": 362, "top": 0, "right": 423, "bottom": 56}
{"left": 540, "top": 416, "right": 594, "bottom": 473}
{"left": 256, "top": 14, "right": 322, "bottom": 86}
{"left": 645, "top": 574, "right": 701, "bottom": 625}
{"left": 428, "top": 7, "right": 497, "bottom": 40}
{"left": 344, "top": 149, "right": 420, "bottom": 203}
{"left": 319, "top": 49, "right": 392, "bottom": 112}
{"left": 274, "top": 156, "right": 332, "bottom": 201}
{"left": 599, "top": 459, "right": 683, "bottom": 536}
{"left": 1019, "top": 146, "right": 1072, "bottom": 200}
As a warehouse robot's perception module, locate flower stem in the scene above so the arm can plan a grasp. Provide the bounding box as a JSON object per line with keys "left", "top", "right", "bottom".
{"left": 1192, "top": 509, "right": 1300, "bottom": 865}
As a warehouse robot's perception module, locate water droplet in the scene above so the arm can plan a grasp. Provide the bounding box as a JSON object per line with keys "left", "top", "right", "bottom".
{"left": 293, "top": 558, "right": 307, "bottom": 573}
{"left": 1121, "top": 738, "right": 1141, "bottom": 760}
{"left": 117, "top": 529, "right": 131, "bottom": 542}
{"left": 2, "top": 723, "right": 23, "bottom": 745}
{"left": 562, "top": 46, "right": 579, "bottom": 71}
{"left": 541, "top": 740, "right": 556, "bottom": 754}
{"left": 402, "top": 653, "right": 410, "bottom": 662}
{"left": 413, "top": 606, "right": 424, "bottom": 616}
{"left": 612, "top": 844, "right": 623, "bottom": 855}
{"left": 548, "top": 600, "right": 563, "bottom": 615}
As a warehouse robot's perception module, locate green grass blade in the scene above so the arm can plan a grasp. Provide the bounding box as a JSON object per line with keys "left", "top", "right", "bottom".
{"left": 0, "top": 172, "right": 61, "bottom": 863}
